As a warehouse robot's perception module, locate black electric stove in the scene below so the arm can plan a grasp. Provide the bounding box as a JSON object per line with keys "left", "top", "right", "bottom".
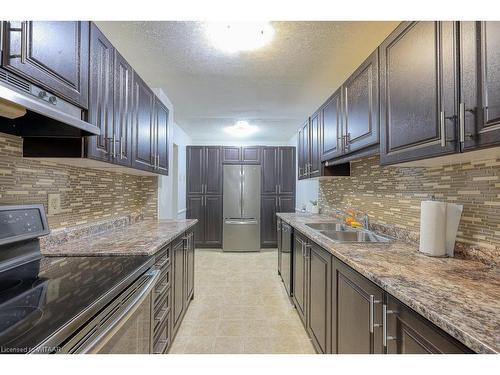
{"left": 0, "top": 205, "right": 153, "bottom": 354}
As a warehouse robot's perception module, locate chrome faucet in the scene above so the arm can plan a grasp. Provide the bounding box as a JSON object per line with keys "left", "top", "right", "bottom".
{"left": 363, "top": 214, "right": 369, "bottom": 230}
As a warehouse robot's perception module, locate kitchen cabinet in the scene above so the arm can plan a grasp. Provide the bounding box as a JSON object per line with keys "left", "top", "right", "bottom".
{"left": 172, "top": 237, "right": 185, "bottom": 335}
{"left": 186, "top": 146, "right": 223, "bottom": 248}
{"left": 131, "top": 72, "right": 156, "bottom": 172}
{"left": 153, "top": 244, "right": 172, "bottom": 354}
{"left": 171, "top": 230, "right": 195, "bottom": 338}
{"left": 186, "top": 195, "right": 223, "bottom": 248}
{"left": 385, "top": 295, "right": 472, "bottom": 354}
{"left": 222, "top": 146, "right": 261, "bottom": 164}
{"left": 307, "top": 242, "right": 332, "bottom": 354}
{"left": 292, "top": 231, "right": 308, "bottom": 325}
{"left": 154, "top": 98, "right": 169, "bottom": 174}
{"left": 309, "top": 112, "right": 321, "bottom": 177}
{"left": 112, "top": 50, "right": 134, "bottom": 166}
{"left": 260, "top": 196, "right": 278, "bottom": 248}
{"left": 342, "top": 49, "right": 379, "bottom": 154}
{"left": 260, "top": 195, "right": 295, "bottom": 248}
{"left": 186, "top": 146, "right": 222, "bottom": 195}
{"left": 261, "top": 146, "right": 296, "bottom": 195}
{"left": 320, "top": 88, "right": 343, "bottom": 161}
{"left": 2, "top": 21, "right": 89, "bottom": 108}
{"left": 332, "top": 259, "right": 384, "bottom": 354}
{"left": 87, "top": 23, "right": 114, "bottom": 162}
{"left": 459, "top": 21, "right": 500, "bottom": 151}
{"left": 298, "top": 120, "right": 309, "bottom": 179}
{"left": 380, "top": 21, "right": 458, "bottom": 165}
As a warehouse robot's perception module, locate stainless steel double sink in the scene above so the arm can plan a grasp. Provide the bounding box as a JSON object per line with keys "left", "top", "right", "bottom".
{"left": 305, "top": 222, "right": 391, "bottom": 243}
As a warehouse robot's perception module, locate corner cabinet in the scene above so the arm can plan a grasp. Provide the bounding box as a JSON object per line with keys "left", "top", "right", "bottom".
{"left": 379, "top": 21, "right": 458, "bottom": 165}
{"left": 2, "top": 21, "right": 90, "bottom": 109}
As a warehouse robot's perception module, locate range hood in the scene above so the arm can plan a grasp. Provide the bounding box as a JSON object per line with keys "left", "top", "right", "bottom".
{"left": 0, "top": 68, "right": 100, "bottom": 137}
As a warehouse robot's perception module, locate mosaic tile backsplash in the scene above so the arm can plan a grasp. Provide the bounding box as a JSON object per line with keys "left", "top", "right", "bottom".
{"left": 319, "top": 155, "right": 500, "bottom": 265}
{"left": 0, "top": 132, "right": 158, "bottom": 229}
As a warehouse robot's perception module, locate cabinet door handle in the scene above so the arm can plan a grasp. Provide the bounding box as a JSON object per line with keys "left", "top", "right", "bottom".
{"left": 382, "top": 304, "right": 398, "bottom": 348}
{"left": 440, "top": 110, "right": 446, "bottom": 148}
{"left": 369, "top": 295, "right": 381, "bottom": 333}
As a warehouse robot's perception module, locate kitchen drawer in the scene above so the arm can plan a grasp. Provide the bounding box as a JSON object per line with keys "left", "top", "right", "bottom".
{"left": 154, "top": 268, "right": 171, "bottom": 309}
{"left": 154, "top": 287, "right": 171, "bottom": 331}
{"left": 155, "top": 245, "right": 171, "bottom": 269}
{"left": 153, "top": 312, "right": 171, "bottom": 354}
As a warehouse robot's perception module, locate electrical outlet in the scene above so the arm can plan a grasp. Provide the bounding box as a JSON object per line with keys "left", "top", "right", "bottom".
{"left": 48, "top": 193, "right": 62, "bottom": 216}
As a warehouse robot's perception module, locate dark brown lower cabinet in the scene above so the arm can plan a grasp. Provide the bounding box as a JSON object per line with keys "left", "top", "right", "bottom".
{"left": 292, "top": 232, "right": 308, "bottom": 325}
{"left": 307, "top": 243, "right": 332, "bottom": 354}
{"left": 385, "top": 295, "right": 472, "bottom": 354}
{"left": 261, "top": 195, "right": 295, "bottom": 248}
{"left": 281, "top": 224, "right": 476, "bottom": 354}
{"left": 186, "top": 195, "right": 222, "bottom": 248}
{"left": 172, "top": 237, "right": 185, "bottom": 336}
{"left": 332, "top": 259, "right": 384, "bottom": 354}
{"left": 171, "top": 230, "right": 195, "bottom": 339}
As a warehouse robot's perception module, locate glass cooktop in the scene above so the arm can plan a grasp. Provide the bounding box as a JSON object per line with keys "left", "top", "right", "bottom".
{"left": 0, "top": 255, "right": 152, "bottom": 353}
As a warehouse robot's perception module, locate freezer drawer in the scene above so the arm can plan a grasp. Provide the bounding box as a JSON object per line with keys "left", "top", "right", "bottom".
{"left": 223, "top": 219, "right": 260, "bottom": 252}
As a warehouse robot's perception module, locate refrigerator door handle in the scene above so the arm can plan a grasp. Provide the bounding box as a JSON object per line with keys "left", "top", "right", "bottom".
{"left": 224, "top": 219, "right": 258, "bottom": 225}
{"left": 241, "top": 166, "right": 245, "bottom": 217}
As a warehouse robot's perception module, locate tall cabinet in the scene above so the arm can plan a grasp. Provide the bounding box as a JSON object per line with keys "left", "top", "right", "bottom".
{"left": 260, "top": 146, "right": 296, "bottom": 248}
{"left": 186, "top": 146, "right": 223, "bottom": 248}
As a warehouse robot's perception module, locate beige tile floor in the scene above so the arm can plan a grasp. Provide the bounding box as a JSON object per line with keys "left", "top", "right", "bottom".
{"left": 168, "top": 249, "right": 316, "bottom": 354}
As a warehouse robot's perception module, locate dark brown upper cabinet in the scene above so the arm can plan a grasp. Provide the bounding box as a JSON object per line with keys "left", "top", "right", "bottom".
{"left": 261, "top": 147, "right": 279, "bottom": 194}
{"left": 87, "top": 23, "right": 114, "bottom": 162}
{"left": 222, "top": 146, "right": 241, "bottom": 163}
{"left": 261, "top": 146, "right": 296, "bottom": 195}
{"left": 186, "top": 146, "right": 222, "bottom": 196}
{"left": 2, "top": 21, "right": 89, "bottom": 109}
{"left": 309, "top": 112, "right": 321, "bottom": 178}
{"left": 320, "top": 88, "right": 343, "bottom": 161}
{"left": 342, "top": 49, "right": 379, "bottom": 154}
{"left": 459, "top": 21, "right": 500, "bottom": 151}
{"left": 222, "top": 146, "right": 261, "bottom": 164}
{"left": 112, "top": 50, "right": 134, "bottom": 166}
{"left": 278, "top": 147, "right": 296, "bottom": 195}
{"left": 298, "top": 119, "right": 310, "bottom": 180}
{"left": 131, "top": 72, "right": 156, "bottom": 172}
{"left": 154, "top": 98, "right": 169, "bottom": 174}
{"left": 380, "top": 21, "right": 458, "bottom": 165}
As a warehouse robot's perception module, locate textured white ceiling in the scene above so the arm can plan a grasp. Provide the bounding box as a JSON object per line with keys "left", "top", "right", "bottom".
{"left": 96, "top": 21, "right": 399, "bottom": 143}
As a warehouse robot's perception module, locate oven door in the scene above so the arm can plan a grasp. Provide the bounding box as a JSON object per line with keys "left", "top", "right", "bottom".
{"left": 60, "top": 269, "right": 160, "bottom": 354}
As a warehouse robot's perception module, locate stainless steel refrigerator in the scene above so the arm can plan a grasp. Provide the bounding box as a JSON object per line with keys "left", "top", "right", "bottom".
{"left": 223, "top": 164, "right": 261, "bottom": 252}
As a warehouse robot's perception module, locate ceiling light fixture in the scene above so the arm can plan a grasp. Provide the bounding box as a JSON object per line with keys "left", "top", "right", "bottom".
{"left": 224, "top": 121, "right": 258, "bottom": 137}
{"left": 205, "top": 22, "right": 275, "bottom": 53}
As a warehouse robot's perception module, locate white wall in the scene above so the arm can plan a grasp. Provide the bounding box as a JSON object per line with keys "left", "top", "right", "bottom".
{"left": 288, "top": 133, "right": 319, "bottom": 211}
{"left": 154, "top": 89, "right": 193, "bottom": 220}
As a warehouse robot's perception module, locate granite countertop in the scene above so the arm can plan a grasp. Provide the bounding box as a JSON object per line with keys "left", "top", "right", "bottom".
{"left": 277, "top": 212, "right": 500, "bottom": 354}
{"left": 41, "top": 219, "right": 198, "bottom": 257}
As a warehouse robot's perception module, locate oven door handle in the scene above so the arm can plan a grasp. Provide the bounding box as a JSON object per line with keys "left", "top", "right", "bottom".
{"left": 70, "top": 269, "right": 160, "bottom": 354}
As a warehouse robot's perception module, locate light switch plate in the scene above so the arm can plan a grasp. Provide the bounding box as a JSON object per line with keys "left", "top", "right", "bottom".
{"left": 48, "top": 193, "right": 62, "bottom": 216}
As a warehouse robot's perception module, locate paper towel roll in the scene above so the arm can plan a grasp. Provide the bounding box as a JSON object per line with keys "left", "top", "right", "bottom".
{"left": 419, "top": 200, "right": 447, "bottom": 256}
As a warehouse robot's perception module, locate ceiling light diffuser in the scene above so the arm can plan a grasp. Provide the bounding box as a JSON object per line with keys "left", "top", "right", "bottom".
{"left": 205, "top": 22, "right": 275, "bottom": 53}
{"left": 224, "top": 121, "right": 258, "bottom": 137}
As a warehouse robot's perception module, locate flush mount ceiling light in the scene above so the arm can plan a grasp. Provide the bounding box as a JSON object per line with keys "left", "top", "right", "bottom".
{"left": 224, "top": 121, "right": 258, "bottom": 137}
{"left": 205, "top": 22, "right": 275, "bottom": 53}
